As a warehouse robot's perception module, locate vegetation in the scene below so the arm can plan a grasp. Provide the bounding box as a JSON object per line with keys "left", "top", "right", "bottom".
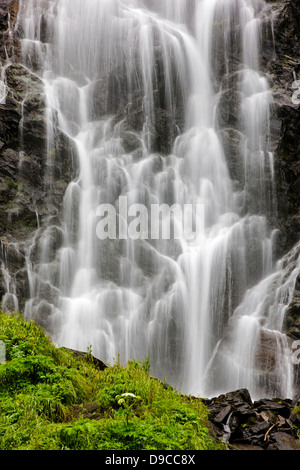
{"left": 0, "top": 312, "right": 225, "bottom": 450}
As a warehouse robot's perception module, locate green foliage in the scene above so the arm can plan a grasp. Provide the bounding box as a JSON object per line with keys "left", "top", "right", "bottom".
{"left": 293, "top": 405, "right": 300, "bottom": 416}
{"left": 115, "top": 393, "right": 143, "bottom": 425}
{"left": 0, "top": 311, "right": 225, "bottom": 450}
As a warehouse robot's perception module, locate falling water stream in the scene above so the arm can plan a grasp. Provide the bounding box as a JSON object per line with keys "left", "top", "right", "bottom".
{"left": 10, "top": 0, "right": 299, "bottom": 399}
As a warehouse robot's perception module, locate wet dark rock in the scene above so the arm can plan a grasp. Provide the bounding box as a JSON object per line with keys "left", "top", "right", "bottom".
{"left": 203, "top": 388, "right": 300, "bottom": 450}
{"left": 0, "top": 239, "right": 25, "bottom": 273}
{"left": 217, "top": 88, "right": 242, "bottom": 130}
{"left": 0, "top": 239, "right": 29, "bottom": 310}
{"left": 252, "top": 0, "right": 300, "bottom": 371}
{"left": 284, "top": 297, "right": 300, "bottom": 340}
{"left": 0, "top": 0, "right": 20, "bottom": 61}
{"left": 121, "top": 130, "right": 141, "bottom": 153}
{"left": 267, "top": 432, "right": 300, "bottom": 451}
{"left": 88, "top": 78, "right": 110, "bottom": 121}
{"left": 29, "top": 299, "right": 54, "bottom": 332}
{"left": 261, "top": 0, "right": 300, "bottom": 257}
{"left": 0, "top": 63, "right": 46, "bottom": 243}
{"left": 151, "top": 107, "right": 179, "bottom": 155}
{"left": 0, "top": 27, "right": 75, "bottom": 305}
{"left": 219, "top": 128, "right": 244, "bottom": 190}
{"left": 28, "top": 224, "right": 64, "bottom": 265}
{"left": 254, "top": 398, "right": 293, "bottom": 419}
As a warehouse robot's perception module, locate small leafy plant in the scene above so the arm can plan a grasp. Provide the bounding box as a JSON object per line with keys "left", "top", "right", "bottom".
{"left": 115, "top": 393, "right": 142, "bottom": 425}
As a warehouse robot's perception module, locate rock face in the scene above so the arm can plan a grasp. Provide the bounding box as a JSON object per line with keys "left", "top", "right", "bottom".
{"left": 214, "top": 0, "right": 300, "bottom": 256}
{"left": 261, "top": 0, "right": 300, "bottom": 345}
{"left": 0, "top": 1, "right": 20, "bottom": 62}
{"left": 0, "top": 1, "right": 75, "bottom": 310}
{"left": 214, "top": 0, "right": 300, "bottom": 352}
{"left": 262, "top": 0, "right": 300, "bottom": 255}
{"left": 203, "top": 388, "right": 300, "bottom": 450}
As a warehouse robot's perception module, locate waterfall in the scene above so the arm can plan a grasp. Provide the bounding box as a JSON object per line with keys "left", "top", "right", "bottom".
{"left": 15, "top": 0, "right": 299, "bottom": 399}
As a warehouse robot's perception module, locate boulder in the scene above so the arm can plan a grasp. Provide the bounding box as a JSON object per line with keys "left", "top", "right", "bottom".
{"left": 267, "top": 432, "right": 300, "bottom": 451}
{"left": 203, "top": 388, "right": 300, "bottom": 450}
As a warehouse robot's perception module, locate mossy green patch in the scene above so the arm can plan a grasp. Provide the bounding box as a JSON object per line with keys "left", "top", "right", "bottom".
{"left": 0, "top": 312, "right": 225, "bottom": 450}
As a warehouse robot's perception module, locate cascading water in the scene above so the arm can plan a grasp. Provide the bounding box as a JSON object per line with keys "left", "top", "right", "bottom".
{"left": 13, "top": 0, "right": 299, "bottom": 399}
{"left": 211, "top": 242, "right": 300, "bottom": 400}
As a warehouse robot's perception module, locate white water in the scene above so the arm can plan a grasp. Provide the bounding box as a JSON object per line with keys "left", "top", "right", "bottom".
{"left": 0, "top": 241, "right": 20, "bottom": 313}
{"left": 209, "top": 242, "right": 300, "bottom": 399}
{"left": 15, "top": 0, "right": 299, "bottom": 399}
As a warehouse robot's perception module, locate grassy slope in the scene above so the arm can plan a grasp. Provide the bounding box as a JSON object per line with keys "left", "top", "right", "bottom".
{"left": 0, "top": 312, "right": 225, "bottom": 450}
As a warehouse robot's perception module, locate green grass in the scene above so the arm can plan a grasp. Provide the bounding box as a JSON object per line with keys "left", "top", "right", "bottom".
{"left": 0, "top": 311, "right": 225, "bottom": 450}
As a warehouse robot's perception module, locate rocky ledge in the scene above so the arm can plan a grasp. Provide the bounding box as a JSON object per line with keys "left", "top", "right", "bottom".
{"left": 203, "top": 388, "right": 300, "bottom": 450}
